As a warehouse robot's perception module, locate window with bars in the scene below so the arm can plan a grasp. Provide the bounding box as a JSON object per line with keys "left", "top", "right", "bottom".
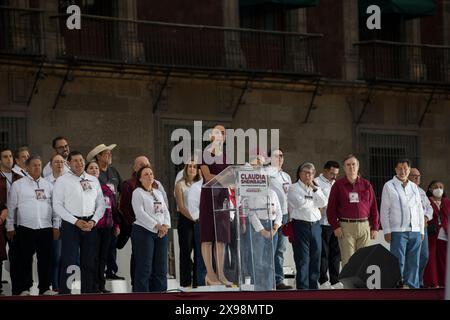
{"left": 359, "top": 132, "right": 419, "bottom": 205}
{"left": 0, "top": 117, "right": 28, "bottom": 152}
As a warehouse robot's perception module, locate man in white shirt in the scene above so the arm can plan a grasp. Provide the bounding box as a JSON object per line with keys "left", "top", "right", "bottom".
{"left": 314, "top": 160, "right": 341, "bottom": 289}
{"left": 53, "top": 151, "right": 105, "bottom": 294}
{"left": 42, "top": 136, "right": 71, "bottom": 178}
{"left": 288, "top": 162, "right": 327, "bottom": 289}
{"left": 380, "top": 159, "right": 424, "bottom": 288}
{"left": 6, "top": 155, "right": 59, "bottom": 295}
{"left": 408, "top": 167, "right": 433, "bottom": 287}
{"left": 45, "top": 154, "right": 66, "bottom": 292}
{"left": 12, "top": 146, "right": 30, "bottom": 177}
{"left": 267, "top": 149, "right": 293, "bottom": 290}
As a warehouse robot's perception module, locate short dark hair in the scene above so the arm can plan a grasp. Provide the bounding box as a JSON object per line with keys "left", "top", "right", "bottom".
{"left": 14, "top": 146, "right": 30, "bottom": 159}
{"left": 136, "top": 165, "right": 152, "bottom": 189}
{"left": 25, "top": 155, "right": 41, "bottom": 166}
{"left": 85, "top": 159, "right": 98, "bottom": 172}
{"left": 0, "top": 148, "right": 12, "bottom": 156}
{"left": 324, "top": 160, "right": 340, "bottom": 170}
{"left": 67, "top": 151, "right": 83, "bottom": 162}
{"left": 395, "top": 158, "right": 411, "bottom": 168}
{"left": 52, "top": 136, "right": 67, "bottom": 149}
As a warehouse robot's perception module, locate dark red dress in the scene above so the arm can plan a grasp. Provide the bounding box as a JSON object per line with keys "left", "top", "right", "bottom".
{"left": 199, "top": 151, "right": 230, "bottom": 243}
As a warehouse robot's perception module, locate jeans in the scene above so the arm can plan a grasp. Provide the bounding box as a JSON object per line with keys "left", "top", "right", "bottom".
{"left": 252, "top": 220, "right": 277, "bottom": 291}
{"left": 418, "top": 228, "right": 429, "bottom": 286}
{"left": 292, "top": 220, "right": 321, "bottom": 290}
{"left": 60, "top": 221, "right": 98, "bottom": 294}
{"left": 51, "top": 239, "right": 62, "bottom": 290}
{"left": 274, "top": 214, "right": 288, "bottom": 285}
{"left": 131, "top": 224, "right": 168, "bottom": 292}
{"left": 390, "top": 231, "right": 421, "bottom": 288}
{"left": 194, "top": 222, "right": 206, "bottom": 286}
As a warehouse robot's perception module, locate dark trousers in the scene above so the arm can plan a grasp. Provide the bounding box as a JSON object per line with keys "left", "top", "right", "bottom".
{"left": 292, "top": 220, "right": 321, "bottom": 290}
{"left": 105, "top": 235, "right": 118, "bottom": 276}
{"left": 319, "top": 225, "right": 341, "bottom": 285}
{"left": 131, "top": 224, "right": 168, "bottom": 292}
{"left": 51, "top": 239, "right": 61, "bottom": 290}
{"left": 7, "top": 231, "right": 19, "bottom": 294}
{"left": 59, "top": 221, "right": 97, "bottom": 294}
{"left": 95, "top": 227, "right": 113, "bottom": 291}
{"left": 177, "top": 213, "right": 197, "bottom": 287}
{"left": 15, "top": 226, "right": 52, "bottom": 294}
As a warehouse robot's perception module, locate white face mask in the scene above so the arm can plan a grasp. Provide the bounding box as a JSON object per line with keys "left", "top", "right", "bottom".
{"left": 432, "top": 188, "right": 444, "bottom": 198}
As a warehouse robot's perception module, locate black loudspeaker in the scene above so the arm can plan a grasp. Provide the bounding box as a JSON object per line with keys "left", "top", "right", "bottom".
{"left": 338, "top": 244, "right": 401, "bottom": 289}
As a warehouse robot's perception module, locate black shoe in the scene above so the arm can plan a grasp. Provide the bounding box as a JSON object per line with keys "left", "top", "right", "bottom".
{"left": 276, "top": 283, "right": 293, "bottom": 290}
{"left": 106, "top": 274, "right": 125, "bottom": 280}
{"left": 99, "top": 288, "right": 111, "bottom": 294}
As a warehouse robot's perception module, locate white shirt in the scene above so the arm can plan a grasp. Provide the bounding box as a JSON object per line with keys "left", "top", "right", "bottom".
{"left": 186, "top": 180, "right": 202, "bottom": 221}
{"left": 314, "top": 174, "right": 335, "bottom": 226}
{"left": 43, "top": 160, "right": 70, "bottom": 178}
{"left": 44, "top": 173, "right": 61, "bottom": 185}
{"left": 53, "top": 171, "right": 105, "bottom": 225}
{"left": 247, "top": 189, "right": 282, "bottom": 233}
{"left": 380, "top": 176, "right": 425, "bottom": 235}
{"left": 267, "top": 166, "right": 291, "bottom": 215}
{"left": 173, "top": 169, "right": 184, "bottom": 196}
{"left": 155, "top": 179, "right": 169, "bottom": 207}
{"left": 6, "top": 176, "right": 59, "bottom": 231}
{"left": 12, "top": 164, "right": 26, "bottom": 177}
{"left": 132, "top": 187, "right": 171, "bottom": 233}
{"left": 288, "top": 180, "right": 327, "bottom": 222}
{"left": 418, "top": 187, "right": 433, "bottom": 221}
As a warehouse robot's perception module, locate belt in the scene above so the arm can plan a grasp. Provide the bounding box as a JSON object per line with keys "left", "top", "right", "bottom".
{"left": 74, "top": 215, "right": 94, "bottom": 221}
{"left": 295, "top": 219, "right": 320, "bottom": 225}
{"left": 339, "top": 218, "right": 368, "bottom": 223}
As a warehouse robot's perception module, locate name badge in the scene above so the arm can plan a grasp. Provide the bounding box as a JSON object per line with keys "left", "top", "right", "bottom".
{"left": 106, "top": 183, "right": 116, "bottom": 194}
{"left": 282, "top": 182, "right": 290, "bottom": 194}
{"left": 154, "top": 201, "right": 163, "bottom": 214}
{"left": 349, "top": 192, "right": 359, "bottom": 203}
{"left": 80, "top": 179, "right": 92, "bottom": 191}
{"left": 35, "top": 189, "right": 46, "bottom": 200}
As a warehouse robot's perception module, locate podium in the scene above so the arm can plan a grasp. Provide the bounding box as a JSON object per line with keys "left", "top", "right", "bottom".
{"left": 203, "top": 165, "right": 276, "bottom": 291}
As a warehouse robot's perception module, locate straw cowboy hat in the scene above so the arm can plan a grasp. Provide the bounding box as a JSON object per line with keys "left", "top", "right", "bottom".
{"left": 86, "top": 144, "right": 117, "bottom": 162}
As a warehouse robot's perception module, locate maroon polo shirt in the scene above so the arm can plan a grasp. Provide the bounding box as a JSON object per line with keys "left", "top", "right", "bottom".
{"left": 327, "top": 176, "right": 380, "bottom": 231}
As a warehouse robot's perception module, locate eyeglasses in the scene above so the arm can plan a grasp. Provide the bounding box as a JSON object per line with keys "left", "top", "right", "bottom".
{"left": 56, "top": 145, "right": 69, "bottom": 150}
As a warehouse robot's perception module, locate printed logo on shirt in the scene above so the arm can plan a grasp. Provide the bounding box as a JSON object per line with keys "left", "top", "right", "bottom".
{"left": 305, "top": 195, "right": 314, "bottom": 200}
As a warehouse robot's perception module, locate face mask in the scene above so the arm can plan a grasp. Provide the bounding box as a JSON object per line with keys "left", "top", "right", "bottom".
{"left": 432, "top": 188, "right": 444, "bottom": 198}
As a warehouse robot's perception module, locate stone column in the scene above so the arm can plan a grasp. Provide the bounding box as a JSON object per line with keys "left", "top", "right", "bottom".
{"left": 117, "top": 0, "right": 144, "bottom": 63}
{"left": 405, "top": 18, "right": 425, "bottom": 81}
{"left": 342, "top": 0, "right": 359, "bottom": 81}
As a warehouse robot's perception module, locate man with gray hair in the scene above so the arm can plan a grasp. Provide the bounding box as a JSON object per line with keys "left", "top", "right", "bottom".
{"left": 288, "top": 162, "right": 327, "bottom": 289}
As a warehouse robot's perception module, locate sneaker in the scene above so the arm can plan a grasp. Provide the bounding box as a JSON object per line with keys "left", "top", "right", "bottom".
{"left": 105, "top": 274, "right": 125, "bottom": 280}
{"left": 19, "top": 290, "right": 30, "bottom": 296}
{"left": 42, "top": 290, "right": 58, "bottom": 296}
{"left": 319, "top": 281, "right": 333, "bottom": 289}
{"left": 276, "top": 283, "right": 293, "bottom": 290}
{"left": 331, "top": 282, "right": 344, "bottom": 289}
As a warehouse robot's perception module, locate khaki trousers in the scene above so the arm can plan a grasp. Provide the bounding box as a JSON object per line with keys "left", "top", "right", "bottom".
{"left": 338, "top": 221, "right": 370, "bottom": 267}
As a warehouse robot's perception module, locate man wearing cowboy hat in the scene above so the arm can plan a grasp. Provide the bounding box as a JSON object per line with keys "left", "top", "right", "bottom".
{"left": 86, "top": 143, "right": 124, "bottom": 281}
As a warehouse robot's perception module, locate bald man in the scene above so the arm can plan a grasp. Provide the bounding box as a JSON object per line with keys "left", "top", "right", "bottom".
{"left": 119, "top": 155, "right": 169, "bottom": 288}
{"left": 408, "top": 168, "right": 433, "bottom": 287}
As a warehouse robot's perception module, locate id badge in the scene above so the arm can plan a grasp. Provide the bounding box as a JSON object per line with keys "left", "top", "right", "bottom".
{"left": 154, "top": 201, "right": 163, "bottom": 214}
{"left": 282, "top": 182, "right": 290, "bottom": 194}
{"left": 80, "top": 179, "right": 92, "bottom": 191}
{"left": 349, "top": 192, "right": 359, "bottom": 203}
{"left": 35, "top": 189, "right": 46, "bottom": 200}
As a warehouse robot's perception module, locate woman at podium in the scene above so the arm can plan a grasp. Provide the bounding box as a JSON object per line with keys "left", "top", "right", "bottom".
{"left": 199, "top": 125, "right": 232, "bottom": 286}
